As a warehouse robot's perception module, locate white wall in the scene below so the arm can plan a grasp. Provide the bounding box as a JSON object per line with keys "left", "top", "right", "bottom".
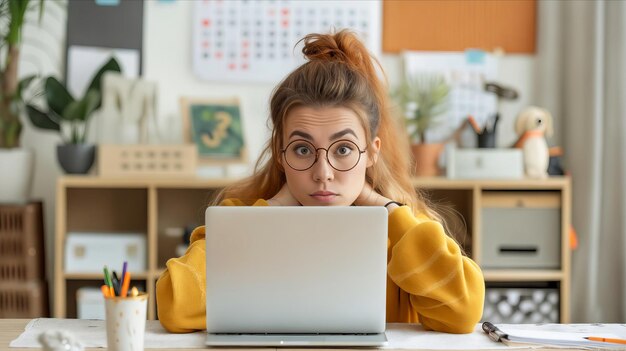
{"left": 143, "top": 0, "right": 536, "bottom": 165}
{"left": 18, "top": 0, "right": 536, "bottom": 308}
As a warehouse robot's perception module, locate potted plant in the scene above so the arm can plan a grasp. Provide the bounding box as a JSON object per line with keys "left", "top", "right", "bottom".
{"left": 395, "top": 73, "right": 450, "bottom": 177}
{"left": 26, "top": 57, "right": 121, "bottom": 174}
{"left": 0, "top": 0, "right": 44, "bottom": 203}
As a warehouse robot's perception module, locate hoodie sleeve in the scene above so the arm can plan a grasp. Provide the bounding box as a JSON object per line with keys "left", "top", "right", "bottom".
{"left": 156, "top": 198, "right": 268, "bottom": 333}
{"left": 386, "top": 206, "right": 485, "bottom": 333}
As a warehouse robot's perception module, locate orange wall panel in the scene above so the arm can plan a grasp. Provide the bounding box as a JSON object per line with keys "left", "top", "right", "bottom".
{"left": 383, "top": 0, "right": 536, "bottom": 53}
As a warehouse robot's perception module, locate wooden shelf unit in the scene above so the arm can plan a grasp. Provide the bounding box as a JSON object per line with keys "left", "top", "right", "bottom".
{"left": 413, "top": 177, "right": 571, "bottom": 323}
{"left": 54, "top": 176, "right": 571, "bottom": 322}
{"left": 54, "top": 176, "right": 232, "bottom": 320}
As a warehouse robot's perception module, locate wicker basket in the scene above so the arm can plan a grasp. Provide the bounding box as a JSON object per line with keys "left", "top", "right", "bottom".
{"left": 0, "top": 201, "right": 45, "bottom": 281}
{"left": 98, "top": 144, "right": 198, "bottom": 177}
{"left": 0, "top": 281, "right": 48, "bottom": 318}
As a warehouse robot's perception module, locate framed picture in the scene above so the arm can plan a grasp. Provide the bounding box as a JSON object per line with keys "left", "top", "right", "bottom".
{"left": 181, "top": 97, "right": 247, "bottom": 164}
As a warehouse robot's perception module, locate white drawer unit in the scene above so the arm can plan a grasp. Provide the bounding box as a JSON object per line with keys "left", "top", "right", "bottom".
{"left": 65, "top": 232, "right": 146, "bottom": 273}
{"left": 481, "top": 192, "right": 561, "bottom": 269}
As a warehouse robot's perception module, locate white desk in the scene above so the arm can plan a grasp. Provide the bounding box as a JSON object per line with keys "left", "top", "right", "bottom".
{"left": 3, "top": 319, "right": 626, "bottom": 351}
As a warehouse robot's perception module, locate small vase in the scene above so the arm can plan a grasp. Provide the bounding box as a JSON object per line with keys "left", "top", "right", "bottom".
{"left": 0, "top": 148, "right": 35, "bottom": 204}
{"left": 411, "top": 143, "right": 444, "bottom": 177}
{"left": 57, "top": 144, "right": 96, "bottom": 174}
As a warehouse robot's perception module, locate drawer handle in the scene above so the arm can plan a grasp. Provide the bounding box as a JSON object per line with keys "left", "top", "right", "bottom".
{"left": 499, "top": 246, "right": 538, "bottom": 254}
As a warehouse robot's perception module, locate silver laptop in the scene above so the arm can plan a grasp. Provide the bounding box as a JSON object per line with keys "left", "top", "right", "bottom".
{"left": 204, "top": 206, "right": 388, "bottom": 347}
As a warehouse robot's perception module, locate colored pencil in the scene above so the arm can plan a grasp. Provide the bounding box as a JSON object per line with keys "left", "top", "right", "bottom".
{"left": 111, "top": 271, "right": 120, "bottom": 296}
{"left": 120, "top": 272, "right": 131, "bottom": 297}
{"left": 100, "top": 284, "right": 109, "bottom": 298}
{"left": 585, "top": 337, "right": 626, "bottom": 345}
{"left": 103, "top": 266, "right": 114, "bottom": 296}
{"left": 121, "top": 261, "right": 128, "bottom": 289}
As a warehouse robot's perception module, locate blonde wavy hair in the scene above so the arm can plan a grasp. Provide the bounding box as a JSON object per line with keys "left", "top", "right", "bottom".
{"left": 211, "top": 30, "right": 442, "bottom": 222}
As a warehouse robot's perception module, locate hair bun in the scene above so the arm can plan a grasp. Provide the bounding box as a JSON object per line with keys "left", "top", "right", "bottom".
{"left": 301, "top": 30, "right": 367, "bottom": 71}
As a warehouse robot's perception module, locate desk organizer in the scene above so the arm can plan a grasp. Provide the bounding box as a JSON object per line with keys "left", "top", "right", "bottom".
{"left": 98, "top": 144, "right": 197, "bottom": 177}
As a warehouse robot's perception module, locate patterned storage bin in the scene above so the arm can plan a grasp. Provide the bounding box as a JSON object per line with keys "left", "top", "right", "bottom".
{"left": 0, "top": 202, "right": 45, "bottom": 281}
{"left": 482, "top": 285, "right": 559, "bottom": 324}
{"left": 0, "top": 201, "right": 48, "bottom": 318}
{"left": 0, "top": 281, "right": 48, "bottom": 318}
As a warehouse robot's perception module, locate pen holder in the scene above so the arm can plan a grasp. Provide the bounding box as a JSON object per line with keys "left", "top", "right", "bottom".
{"left": 104, "top": 293, "right": 148, "bottom": 351}
{"left": 477, "top": 130, "right": 496, "bottom": 148}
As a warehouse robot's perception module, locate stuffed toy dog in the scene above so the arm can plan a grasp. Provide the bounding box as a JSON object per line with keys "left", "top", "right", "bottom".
{"left": 513, "top": 106, "right": 553, "bottom": 178}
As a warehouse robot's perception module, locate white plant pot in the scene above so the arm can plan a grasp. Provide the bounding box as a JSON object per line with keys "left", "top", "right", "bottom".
{"left": 0, "top": 148, "right": 35, "bottom": 204}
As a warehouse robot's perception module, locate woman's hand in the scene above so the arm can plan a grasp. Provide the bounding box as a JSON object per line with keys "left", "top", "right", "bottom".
{"left": 267, "top": 183, "right": 300, "bottom": 206}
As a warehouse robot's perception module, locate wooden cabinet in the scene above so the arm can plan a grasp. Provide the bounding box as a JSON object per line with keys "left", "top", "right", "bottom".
{"left": 54, "top": 176, "right": 570, "bottom": 322}
{"left": 54, "top": 177, "right": 227, "bottom": 320}
{"left": 415, "top": 177, "right": 571, "bottom": 323}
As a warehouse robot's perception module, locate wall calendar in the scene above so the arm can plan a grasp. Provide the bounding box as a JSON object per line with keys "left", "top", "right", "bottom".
{"left": 193, "top": 0, "right": 381, "bottom": 83}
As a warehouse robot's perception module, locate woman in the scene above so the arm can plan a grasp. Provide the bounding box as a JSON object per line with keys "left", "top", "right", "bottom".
{"left": 156, "top": 30, "right": 484, "bottom": 334}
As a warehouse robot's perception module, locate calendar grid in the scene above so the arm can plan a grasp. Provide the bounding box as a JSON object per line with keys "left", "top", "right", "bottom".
{"left": 193, "top": 0, "right": 382, "bottom": 83}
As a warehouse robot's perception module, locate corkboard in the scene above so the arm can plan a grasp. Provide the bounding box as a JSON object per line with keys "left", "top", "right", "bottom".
{"left": 383, "top": 0, "right": 536, "bottom": 53}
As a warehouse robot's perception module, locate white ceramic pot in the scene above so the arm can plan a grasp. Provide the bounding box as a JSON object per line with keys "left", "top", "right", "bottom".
{"left": 0, "top": 148, "right": 35, "bottom": 204}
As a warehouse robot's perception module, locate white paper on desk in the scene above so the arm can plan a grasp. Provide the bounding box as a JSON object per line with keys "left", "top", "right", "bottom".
{"left": 10, "top": 318, "right": 206, "bottom": 349}
{"left": 383, "top": 323, "right": 529, "bottom": 350}
{"left": 497, "top": 324, "right": 626, "bottom": 349}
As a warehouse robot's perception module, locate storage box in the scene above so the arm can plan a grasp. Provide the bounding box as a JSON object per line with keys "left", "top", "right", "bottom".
{"left": 0, "top": 202, "right": 45, "bottom": 281}
{"left": 481, "top": 192, "right": 561, "bottom": 269}
{"left": 482, "top": 285, "right": 559, "bottom": 324}
{"left": 65, "top": 232, "right": 146, "bottom": 273}
{"left": 98, "top": 144, "right": 197, "bottom": 177}
{"left": 0, "top": 281, "right": 48, "bottom": 318}
{"left": 77, "top": 287, "right": 105, "bottom": 319}
{"left": 446, "top": 148, "right": 524, "bottom": 179}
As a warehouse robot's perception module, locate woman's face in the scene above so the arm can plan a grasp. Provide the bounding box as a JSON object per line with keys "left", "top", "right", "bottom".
{"left": 281, "top": 105, "right": 380, "bottom": 206}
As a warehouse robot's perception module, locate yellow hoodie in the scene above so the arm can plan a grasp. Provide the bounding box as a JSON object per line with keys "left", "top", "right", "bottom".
{"left": 156, "top": 199, "right": 485, "bottom": 334}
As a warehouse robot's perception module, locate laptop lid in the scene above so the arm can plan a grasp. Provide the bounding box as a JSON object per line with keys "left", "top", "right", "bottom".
{"left": 204, "top": 206, "right": 388, "bottom": 335}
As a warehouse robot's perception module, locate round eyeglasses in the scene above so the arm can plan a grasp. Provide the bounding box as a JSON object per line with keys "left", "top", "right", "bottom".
{"left": 281, "top": 139, "right": 367, "bottom": 172}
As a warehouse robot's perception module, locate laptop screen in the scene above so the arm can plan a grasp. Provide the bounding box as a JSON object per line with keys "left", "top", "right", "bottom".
{"left": 205, "top": 206, "right": 388, "bottom": 334}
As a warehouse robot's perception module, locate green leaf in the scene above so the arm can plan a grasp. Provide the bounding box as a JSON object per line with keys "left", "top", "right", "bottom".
{"left": 86, "top": 57, "right": 121, "bottom": 96}
{"left": 62, "top": 100, "right": 84, "bottom": 121}
{"left": 82, "top": 90, "right": 101, "bottom": 119}
{"left": 7, "top": 0, "right": 30, "bottom": 45}
{"left": 45, "top": 77, "right": 74, "bottom": 117}
{"left": 16, "top": 74, "right": 37, "bottom": 100}
{"left": 26, "top": 104, "right": 60, "bottom": 131}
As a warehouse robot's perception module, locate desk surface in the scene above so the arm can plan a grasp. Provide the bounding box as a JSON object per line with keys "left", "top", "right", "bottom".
{"left": 2, "top": 319, "right": 624, "bottom": 351}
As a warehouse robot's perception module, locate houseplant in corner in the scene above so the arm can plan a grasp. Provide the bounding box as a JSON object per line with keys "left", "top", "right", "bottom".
{"left": 395, "top": 73, "right": 450, "bottom": 177}
{"left": 26, "top": 57, "right": 121, "bottom": 174}
{"left": 0, "top": 0, "right": 44, "bottom": 203}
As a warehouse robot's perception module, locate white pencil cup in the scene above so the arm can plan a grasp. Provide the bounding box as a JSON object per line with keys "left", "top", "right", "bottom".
{"left": 104, "top": 293, "right": 148, "bottom": 351}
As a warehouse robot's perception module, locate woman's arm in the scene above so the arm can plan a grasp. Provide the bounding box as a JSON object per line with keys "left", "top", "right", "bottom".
{"left": 387, "top": 207, "right": 485, "bottom": 334}
{"left": 156, "top": 198, "right": 269, "bottom": 333}
{"left": 156, "top": 227, "right": 208, "bottom": 333}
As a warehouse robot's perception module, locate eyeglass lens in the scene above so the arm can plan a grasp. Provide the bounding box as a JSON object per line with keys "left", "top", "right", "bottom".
{"left": 283, "top": 139, "right": 363, "bottom": 171}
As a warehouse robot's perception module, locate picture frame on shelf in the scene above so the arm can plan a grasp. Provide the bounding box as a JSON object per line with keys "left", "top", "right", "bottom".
{"left": 180, "top": 97, "right": 247, "bottom": 165}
